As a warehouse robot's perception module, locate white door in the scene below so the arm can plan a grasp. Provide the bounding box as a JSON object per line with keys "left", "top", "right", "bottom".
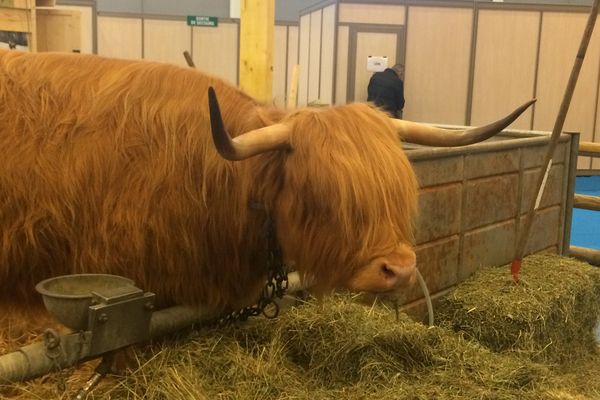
{"left": 354, "top": 32, "right": 398, "bottom": 102}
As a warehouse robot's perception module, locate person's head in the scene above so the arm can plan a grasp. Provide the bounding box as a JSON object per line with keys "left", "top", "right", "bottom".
{"left": 392, "top": 63, "right": 404, "bottom": 79}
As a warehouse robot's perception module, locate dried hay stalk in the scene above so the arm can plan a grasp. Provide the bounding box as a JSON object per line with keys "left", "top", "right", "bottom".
{"left": 436, "top": 254, "right": 600, "bottom": 364}
{"left": 1, "top": 254, "right": 599, "bottom": 399}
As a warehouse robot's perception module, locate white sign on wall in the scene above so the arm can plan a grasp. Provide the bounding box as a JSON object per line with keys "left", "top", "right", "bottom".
{"left": 230, "top": 0, "right": 240, "bottom": 18}
{"left": 367, "top": 56, "right": 388, "bottom": 72}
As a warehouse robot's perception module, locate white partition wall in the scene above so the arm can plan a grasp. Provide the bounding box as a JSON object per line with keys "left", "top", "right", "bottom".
{"left": 298, "top": 13, "right": 310, "bottom": 106}
{"left": 534, "top": 12, "right": 600, "bottom": 170}
{"left": 297, "top": 3, "right": 337, "bottom": 106}
{"left": 470, "top": 9, "right": 539, "bottom": 130}
{"left": 192, "top": 22, "right": 238, "bottom": 85}
{"left": 272, "top": 24, "right": 299, "bottom": 107}
{"left": 96, "top": 13, "right": 296, "bottom": 96}
{"left": 404, "top": 6, "right": 473, "bottom": 125}
{"left": 143, "top": 19, "right": 191, "bottom": 67}
{"left": 92, "top": 1, "right": 600, "bottom": 172}
{"left": 286, "top": 25, "right": 299, "bottom": 105}
{"left": 307, "top": 9, "right": 322, "bottom": 104}
{"left": 319, "top": 4, "right": 335, "bottom": 105}
{"left": 97, "top": 16, "right": 142, "bottom": 59}
{"left": 338, "top": 3, "right": 405, "bottom": 25}
{"left": 274, "top": 24, "right": 289, "bottom": 107}
{"left": 334, "top": 25, "right": 349, "bottom": 105}
{"left": 53, "top": 4, "right": 94, "bottom": 53}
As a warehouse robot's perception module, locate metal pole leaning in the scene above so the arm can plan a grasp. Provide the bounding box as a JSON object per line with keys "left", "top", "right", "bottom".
{"left": 511, "top": 0, "right": 600, "bottom": 282}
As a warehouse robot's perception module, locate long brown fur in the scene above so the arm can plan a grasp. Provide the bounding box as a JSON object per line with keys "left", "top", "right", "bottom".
{"left": 0, "top": 50, "right": 417, "bottom": 326}
{"left": 275, "top": 105, "right": 417, "bottom": 294}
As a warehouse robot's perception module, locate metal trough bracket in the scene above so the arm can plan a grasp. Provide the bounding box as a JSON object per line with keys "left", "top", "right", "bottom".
{"left": 87, "top": 287, "right": 155, "bottom": 355}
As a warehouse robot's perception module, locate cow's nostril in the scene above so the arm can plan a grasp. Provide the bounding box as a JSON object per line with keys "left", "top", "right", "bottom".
{"left": 381, "top": 264, "right": 397, "bottom": 279}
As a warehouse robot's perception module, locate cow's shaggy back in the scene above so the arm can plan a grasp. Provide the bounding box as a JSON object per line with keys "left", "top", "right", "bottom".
{"left": 0, "top": 50, "right": 284, "bottom": 312}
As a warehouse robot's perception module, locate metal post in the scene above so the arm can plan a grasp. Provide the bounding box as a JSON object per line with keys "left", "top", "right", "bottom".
{"left": 562, "top": 131, "right": 580, "bottom": 255}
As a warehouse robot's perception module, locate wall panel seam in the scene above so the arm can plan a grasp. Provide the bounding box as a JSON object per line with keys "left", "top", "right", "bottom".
{"left": 465, "top": 3, "right": 477, "bottom": 126}
{"left": 531, "top": 11, "right": 543, "bottom": 131}
{"left": 285, "top": 26, "right": 290, "bottom": 106}
{"left": 332, "top": 1, "right": 340, "bottom": 104}
{"left": 318, "top": 9, "right": 324, "bottom": 101}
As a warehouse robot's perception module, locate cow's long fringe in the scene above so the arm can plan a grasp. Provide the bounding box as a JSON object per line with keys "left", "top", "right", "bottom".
{"left": 0, "top": 50, "right": 418, "bottom": 329}
{"left": 276, "top": 104, "right": 418, "bottom": 294}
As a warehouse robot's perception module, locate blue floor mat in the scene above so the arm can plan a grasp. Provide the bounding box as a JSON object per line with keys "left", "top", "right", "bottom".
{"left": 570, "top": 176, "right": 600, "bottom": 250}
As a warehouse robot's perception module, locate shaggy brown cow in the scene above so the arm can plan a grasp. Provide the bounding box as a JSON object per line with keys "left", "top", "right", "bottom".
{"left": 0, "top": 50, "right": 533, "bottom": 324}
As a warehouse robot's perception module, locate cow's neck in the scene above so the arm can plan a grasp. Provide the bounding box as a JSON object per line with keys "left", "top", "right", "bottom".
{"left": 218, "top": 201, "right": 289, "bottom": 324}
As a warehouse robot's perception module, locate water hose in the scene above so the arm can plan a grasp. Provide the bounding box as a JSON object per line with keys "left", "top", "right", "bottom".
{"left": 416, "top": 268, "right": 434, "bottom": 326}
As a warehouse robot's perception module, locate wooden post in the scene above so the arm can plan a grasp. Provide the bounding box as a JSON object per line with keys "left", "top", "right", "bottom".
{"left": 579, "top": 141, "right": 600, "bottom": 154}
{"left": 570, "top": 246, "right": 600, "bottom": 266}
{"left": 239, "top": 0, "right": 274, "bottom": 103}
{"left": 574, "top": 194, "right": 600, "bottom": 211}
{"left": 287, "top": 64, "right": 300, "bottom": 109}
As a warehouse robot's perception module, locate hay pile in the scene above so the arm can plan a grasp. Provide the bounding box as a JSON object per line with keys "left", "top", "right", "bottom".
{"left": 437, "top": 254, "right": 600, "bottom": 363}
{"left": 2, "top": 254, "right": 599, "bottom": 399}
{"left": 86, "top": 297, "right": 552, "bottom": 399}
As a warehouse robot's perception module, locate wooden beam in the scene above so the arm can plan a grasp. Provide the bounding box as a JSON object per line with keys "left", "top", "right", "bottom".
{"left": 35, "top": 0, "right": 55, "bottom": 6}
{"left": 570, "top": 246, "right": 600, "bottom": 266}
{"left": 239, "top": 0, "right": 274, "bottom": 103}
{"left": 29, "top": 4, "right": 36, "bottom": 52}
{"left": 287, "top": 64, "right": 299, "bottom": 109}
{"left": 0, "top": 0, "right": 33, "bottom": 9}
{"left": 574, "top": 194, "right": 600, "bottom": 211}
{"left": 579, "top": 141, "right": 600, "bottom": 154}
{"left": 0, "top": 7, "right": 31, "bottom": 32}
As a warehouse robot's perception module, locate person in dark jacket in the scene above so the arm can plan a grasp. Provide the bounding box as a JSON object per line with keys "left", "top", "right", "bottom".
{"left": 367, "top": 63, "right": 405, "bottom": 119}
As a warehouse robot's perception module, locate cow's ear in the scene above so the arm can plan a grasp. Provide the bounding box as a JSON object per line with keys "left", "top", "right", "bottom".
{"left": 394, "top": 99, "right": 535, "bottom": 147}
{"left": 208, "top": 87, "right": 291, "bottom": 161}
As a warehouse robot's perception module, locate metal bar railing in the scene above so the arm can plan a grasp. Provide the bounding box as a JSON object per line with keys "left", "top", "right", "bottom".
{"left": 573, "top": 194, "right": 600, "bottom": 211}
{"left": 570, "top": 246, "right": 600, "bottom": 266}
{"left": 579, "top": 141, "right": 600, "bottom": 154}
{"left": 569, "top": 141, "right": 600, "bottom": 266}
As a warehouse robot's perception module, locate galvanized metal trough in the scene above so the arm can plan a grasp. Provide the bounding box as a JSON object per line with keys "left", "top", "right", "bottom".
{"left": 401, "top": 128, "right": 579, "bottom": 313}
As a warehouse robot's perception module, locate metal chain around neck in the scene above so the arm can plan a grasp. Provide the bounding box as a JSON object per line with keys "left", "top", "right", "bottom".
{"left": 217, "top": 204, "right": 289, "bottom": 326}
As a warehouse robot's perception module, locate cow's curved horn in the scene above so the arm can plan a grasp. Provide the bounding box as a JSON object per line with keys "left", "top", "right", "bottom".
{"left": 208, "top": 87, "right": 291, "bottom": 161}
{"left": 392, "top": 99, "right": 536, "bottom": 147}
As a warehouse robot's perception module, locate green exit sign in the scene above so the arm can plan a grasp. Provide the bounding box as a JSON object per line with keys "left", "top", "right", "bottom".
{"left": 187, "top": 16, "right": 218, "bottom": 27}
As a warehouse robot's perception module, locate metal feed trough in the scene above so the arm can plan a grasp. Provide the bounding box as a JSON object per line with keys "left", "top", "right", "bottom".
{"left": 0, "top": 272, "right": 304, "bottom": 388}
{"left": 37, "top": 274, "right": 154, "bottom": 348}
{"left": 0, "top": 274, "right": 157, "bottom": 386}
